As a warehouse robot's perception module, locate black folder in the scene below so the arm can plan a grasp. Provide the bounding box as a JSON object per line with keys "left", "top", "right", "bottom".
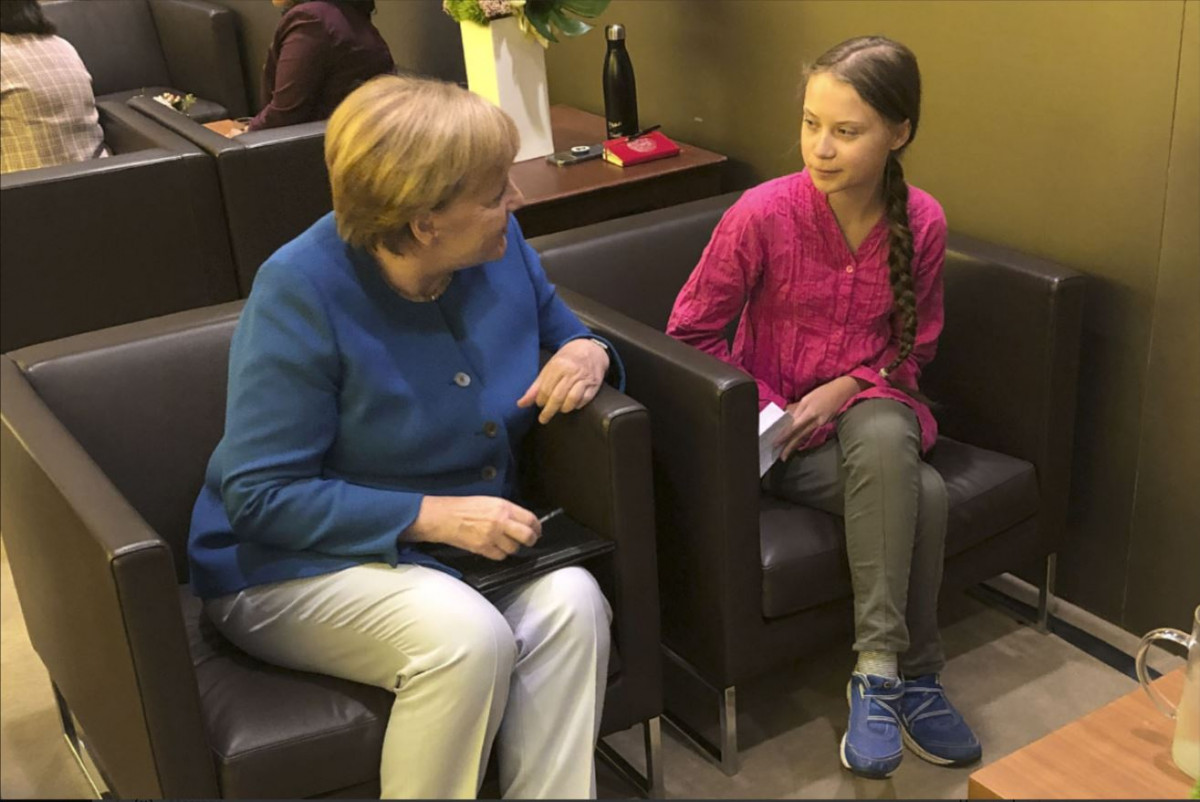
{"left": 418, "top": 511, "right": 615, "bottom": 599}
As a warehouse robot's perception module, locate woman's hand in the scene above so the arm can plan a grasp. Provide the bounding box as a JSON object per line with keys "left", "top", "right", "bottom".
{"left": 517, "top": 338, "right": 609, "bottom": 424}
{"left": 406, "top": 496, "right": 541, "bottom": 561}
{"left": 776, "top": 376, "right": 867, "bottom": 460}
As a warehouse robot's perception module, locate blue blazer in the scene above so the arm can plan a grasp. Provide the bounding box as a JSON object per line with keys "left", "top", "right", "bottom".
{"left": 188, "top": 213, "right": 620, "bottom": 599}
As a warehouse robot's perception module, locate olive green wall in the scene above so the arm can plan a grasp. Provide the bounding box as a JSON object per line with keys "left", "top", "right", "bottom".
{"left": 1125, "top": 0, "right": 1200, "bottom": 635}
{"left": 212, "top": 0, "right": 465, "bottom": 110}
{"left": 545, "top": 0, "right": 1199, "bottom": 632}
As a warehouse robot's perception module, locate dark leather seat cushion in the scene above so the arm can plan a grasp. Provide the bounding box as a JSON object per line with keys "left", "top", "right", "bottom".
{"left": 182, "top": 590, "right": 390, "bottom": 798}
{"left": 760, "top": 437, "right": 1038, "bottom": 619}
{"left": 100, "top": 89, "right": 228, "bottom": 124}
{"left": 181, "top": 583, "right": 623, "bottom": 797}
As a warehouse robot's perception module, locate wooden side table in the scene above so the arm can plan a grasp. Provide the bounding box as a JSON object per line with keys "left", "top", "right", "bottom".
{"left": 968, "top": 669, "right": 1196, "bottom": 799}
{"left": 512, "top": 105, "right": 727, "bottom": 238}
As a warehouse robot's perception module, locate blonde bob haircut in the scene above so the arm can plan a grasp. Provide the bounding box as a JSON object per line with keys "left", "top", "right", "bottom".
{"left": 325, "top": 74, "right": 519, "bottom": 254}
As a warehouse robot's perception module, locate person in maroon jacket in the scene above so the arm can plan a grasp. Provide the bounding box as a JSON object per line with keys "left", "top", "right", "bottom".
{"left": 245, "top": 0, "right": 394, "bottom": 132}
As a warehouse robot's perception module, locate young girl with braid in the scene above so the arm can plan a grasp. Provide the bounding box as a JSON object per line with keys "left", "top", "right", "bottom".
{"left": 666, "top": 36, "right": 981, "bottom": 779}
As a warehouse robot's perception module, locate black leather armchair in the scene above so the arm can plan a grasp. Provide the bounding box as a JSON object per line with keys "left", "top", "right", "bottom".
{"left": 41, "top": 0, "right": 248, "bottom": 122}
{"left": 530, "top": 192, "right": 1086, "bottom": 773}
{"left": 1, "top": 303, "right": 663, "bottom": 798}
{"left": 127, "top": 94, "right": 331, "bottom": 295}
{"left": 0, "top": 100, "right": 239, "bottom": 353}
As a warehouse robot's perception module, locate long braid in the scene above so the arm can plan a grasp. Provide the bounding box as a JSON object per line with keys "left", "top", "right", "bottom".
{"left": 803, "top": 35, "right": 928, "bottom": 399}
{"left": 881, "top": 154, "right": 917, "bottom": 380}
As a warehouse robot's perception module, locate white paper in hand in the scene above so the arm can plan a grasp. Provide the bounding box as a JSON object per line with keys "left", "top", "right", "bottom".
{"left": 758, "top": 402, "right": 791, "bottom": 477}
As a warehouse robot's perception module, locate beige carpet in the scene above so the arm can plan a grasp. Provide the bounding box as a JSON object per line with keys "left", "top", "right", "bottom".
{"left": 1, "top": 539, "right": 1181, "bottom": 800}
{"left": 595, "top": 592, "right": 1165, "bottom": 799}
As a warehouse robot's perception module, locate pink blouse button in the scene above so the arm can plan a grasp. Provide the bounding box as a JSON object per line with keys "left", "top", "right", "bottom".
{"left": 845, "top": 264, "right": 854, "bottom": 273}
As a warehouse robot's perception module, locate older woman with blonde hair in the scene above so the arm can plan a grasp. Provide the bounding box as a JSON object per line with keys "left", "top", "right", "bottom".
{"left": 187, "top": 74, "right": 618, "bottom": 799}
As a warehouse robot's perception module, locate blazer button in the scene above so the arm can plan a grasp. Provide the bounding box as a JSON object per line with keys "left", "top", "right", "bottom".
{"left": 481, "top": 466, "right": 498, "bottom": 481}
{"left": 483, "top": 421, "right": 499, "bottom": 437}
{"left": 454, "top": 372, "right": 471, "bottom": 387}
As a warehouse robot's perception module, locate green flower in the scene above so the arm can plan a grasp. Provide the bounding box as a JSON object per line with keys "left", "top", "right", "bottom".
{"left": 442, "top": 0, "right": 489, "bottom": 25}
{"left": 443, "top": 0, "right": 610, "bottom": 47}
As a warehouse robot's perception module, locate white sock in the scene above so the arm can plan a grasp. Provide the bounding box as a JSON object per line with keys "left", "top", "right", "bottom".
{"left": 855, "top": 650, "right": 898, "bottom": 679}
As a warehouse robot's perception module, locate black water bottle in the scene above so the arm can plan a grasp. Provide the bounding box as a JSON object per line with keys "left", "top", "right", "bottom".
{"left": 603, "top": 23, "right": 638, "bottom": 138}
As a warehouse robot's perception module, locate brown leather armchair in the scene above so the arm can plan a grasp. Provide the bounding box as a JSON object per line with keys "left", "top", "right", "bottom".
{"left": 1, "top": 303, "right": 663, "bottom": 797}
{"left": 0, "top": 100, "right": 239, "bottom": 353}
{"left": 41, "top": 0, "right": 249, "bottom": 122}
{"left": 125, "top": 94, "right": 332, "bottom": 296}
{"left": 530, "top": 192, "right": 1086, "bottom": 774}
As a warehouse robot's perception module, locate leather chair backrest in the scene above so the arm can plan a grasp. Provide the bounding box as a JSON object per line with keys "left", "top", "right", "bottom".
{"left": 532, "top": 192, "right": 741, "bottom": 332}
{"left": 13, "top": 304, "right": 243, "bottom": 582}
{"left": 148, "top": 0, "right": 249, "bottom": 117}
{"left": 41, "top": 0, "right": 171, "bottom": 96}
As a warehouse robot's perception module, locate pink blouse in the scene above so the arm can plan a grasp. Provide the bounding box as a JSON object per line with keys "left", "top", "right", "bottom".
{"left": 666, "top": 170, "right": 946, "bottom": 454}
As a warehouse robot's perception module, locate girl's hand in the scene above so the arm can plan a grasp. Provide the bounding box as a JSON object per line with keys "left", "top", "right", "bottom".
{"left": 516, "top": 339, "right": 609, "bottom": 424}
{"left": 406, "top": 496, "right": 541, "bottom": 561}
{"left": 775, "top": 376, "right": 867, "bottom": 460}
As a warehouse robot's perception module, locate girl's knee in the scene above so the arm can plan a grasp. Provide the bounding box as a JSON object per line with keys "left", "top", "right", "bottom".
{"left": 918, "top": 462, "right": 948, "bottom": 509}
{"left": 841, "top": 400, "right": 920, "bottom": 468}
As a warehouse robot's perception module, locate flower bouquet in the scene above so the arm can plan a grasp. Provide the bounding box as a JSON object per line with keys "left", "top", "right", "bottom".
{"left": 443, "top": 0, "right": 609, "bottom": 47}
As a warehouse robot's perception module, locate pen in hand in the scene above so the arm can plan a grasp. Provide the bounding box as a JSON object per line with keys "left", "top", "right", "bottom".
{"left": 538, "top": 507, "right": 565, "bottom": 525}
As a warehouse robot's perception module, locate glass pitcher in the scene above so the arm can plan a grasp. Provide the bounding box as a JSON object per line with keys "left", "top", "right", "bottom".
{"left": 1136, "top": 604, "right": 1200, "bottom": 780}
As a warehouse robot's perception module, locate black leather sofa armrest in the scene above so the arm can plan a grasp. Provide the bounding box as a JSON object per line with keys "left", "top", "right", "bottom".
{"left": 126, "top": 94, "right": 240, "bottom": 154}
{"left": 531, "top": 191, "right": 743, "bottom": 331}
{"left": 150, "top": 0, "right": 249, "bottom": 118}
{"left": 925, "top": 232, "right": 1086, "bottom": 546}
{"left": 0, "top": 102, "right": 238, "bottom": 352}
{"left": 558, "top": 287, "right": 763, "bottom": 681}
{"left": 99, "top": 97, "right": 202, "bottom": 154}
{"left": 237, "top": 120, "right": 328, "bottom": 148}
{"left": 524, "top": 381, "right": 661, "bottom": 731}
{"left": 0, "top": 145, "right": 177, "bottom": 189}
{"left": 0, "top": 101, "right": 200, "bottom": 191}
{"left": 126, "top": 93, "right": 332, "bottom": 296}
{"left": 213, "top": 123, "right": 332, "bottom": 295}
{"left": 0, "top": 357, "right": 219, "bottom": 798}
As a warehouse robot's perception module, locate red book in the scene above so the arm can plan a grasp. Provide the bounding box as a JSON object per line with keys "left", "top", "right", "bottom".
{"left": 602, "top": 130, "right": 681, "bottom": 167}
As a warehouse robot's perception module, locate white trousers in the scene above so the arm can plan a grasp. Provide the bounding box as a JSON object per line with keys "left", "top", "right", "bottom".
{"left": 205, "top": 564, "right": 612, "bottom": 799}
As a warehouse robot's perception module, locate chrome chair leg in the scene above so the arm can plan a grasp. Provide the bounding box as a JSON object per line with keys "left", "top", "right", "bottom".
{"left": 1037, "top": 552, "right": 1057, "bottom": 634}
{"left": 660, "top": 648, "right": 739, "bottom": 776}
{"left": 717, "top": 685, "right": 738, "bottom": 776}
{"left": 644, "top": 715, "right": 664, "bottom": 798}
{"left": 596, "top": 716, "right": 664, "bottom": 798}
{"left": 663, "top": 686, "right": 738, "bottom": 776}
{"left": 53, "top": 683, "right": 115, "bottom": 799}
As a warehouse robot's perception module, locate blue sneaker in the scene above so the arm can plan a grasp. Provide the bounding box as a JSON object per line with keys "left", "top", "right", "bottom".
{"left": 840, "top": 673, "right": 904, "bottom": 779}
{"left": 898, "top": 674, "right": 982, "bottom": 766}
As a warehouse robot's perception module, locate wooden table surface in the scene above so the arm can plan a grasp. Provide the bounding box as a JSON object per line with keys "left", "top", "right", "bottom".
{"left": 510, "top": 105, "right": 725, "bottom": 202}
{"left": 511, "top": 105, "right": 726, "bottom": 237}
{"left": 968, "top": 668, "right": 1196, "bottom": 799}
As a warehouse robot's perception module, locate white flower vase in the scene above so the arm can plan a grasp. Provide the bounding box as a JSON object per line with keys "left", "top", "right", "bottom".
{"left": 460, "top": 17, "right": 555, "bottom": 162}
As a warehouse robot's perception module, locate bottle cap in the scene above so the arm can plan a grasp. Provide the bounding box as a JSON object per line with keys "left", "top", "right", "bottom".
{"left": 605, "top": 23, "right": 625, "bottom": 41}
